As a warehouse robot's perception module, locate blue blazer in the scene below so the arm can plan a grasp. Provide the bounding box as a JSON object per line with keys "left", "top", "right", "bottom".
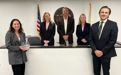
{"left": 76, "top": 23, "right": 90, "bottom": 45}
{"left": 90, "top": 20, "right": 118, "bottom": 57}
{"left": 39, "top": 22, "right": 56, "bottom": 46}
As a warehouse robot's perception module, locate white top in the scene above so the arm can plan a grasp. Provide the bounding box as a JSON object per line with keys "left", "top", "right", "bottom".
{"left": 64, "top": 18, "right": 68, "bottom": 34}
{"left": 18, "top": 37, "right": 21, "bottom": 41}
{"left": 82, "top": 24, "right": 85, "bottom": 32}
{"left": 46, "top": 22, "right": 49, "bottom": 30}
{"left": 99, "top": 19, "right": 107, "bottom": 39}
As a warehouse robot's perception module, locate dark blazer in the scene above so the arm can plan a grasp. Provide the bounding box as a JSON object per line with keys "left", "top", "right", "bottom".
{"left": 39, "top": 22, "right": 56, "bottom": 46}
{"left": 76, "top": 23, "right": 90, "bottom": 45}
{"left": 57, "top": 16, "right": 74, "bottom": 44}
{"left": 5, "top": 31, "right": 27, "bottom": 65}
{"left": 89, "top": 20, "right": 118, "bottom": 57}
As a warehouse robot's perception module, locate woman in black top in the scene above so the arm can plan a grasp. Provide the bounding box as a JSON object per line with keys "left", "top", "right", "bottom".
{"left": 39, "top": 12, "right": 56, "bottom": 46}
{"left": 76, "top": 14, "right": 90, "bottom": 45}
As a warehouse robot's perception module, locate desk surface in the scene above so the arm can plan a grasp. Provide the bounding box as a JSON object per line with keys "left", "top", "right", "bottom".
{"left": 0, "top": 43, "right": 121, "bottom": 49}
{"left": 0, "top": 47, "right": 121, "bottom": 75}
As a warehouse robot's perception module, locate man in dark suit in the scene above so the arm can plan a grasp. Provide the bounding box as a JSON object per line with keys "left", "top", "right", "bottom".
{"left": 89, "top": 6, "right": 118, "bottom": 75}
{"left": 57, "top": 7, "right": 74, "bottom": 46}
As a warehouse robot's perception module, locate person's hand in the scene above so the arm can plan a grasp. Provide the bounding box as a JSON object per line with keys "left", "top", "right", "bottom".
{"left": 44, "top": 43, "right": 48, "bottom": 46}
{"left": 44, "top": 40, "right": 49, "bottom": 46}
{"left": 95, "top": 50, "right": 103, "bottom": 57}
{"left": 63, "top": 35, "right": 69, "bottom": 41}
{"left": 81, "top": 38, "right": 87, "bottom": 43}
{"left": 19, "top": 46, "right": 28, "bottom": 52}
{"left": 44, "top": 40, "right": 50, "bottom": 44}
{"left": 46, "top": 40, "right": 50, "bottom": 44}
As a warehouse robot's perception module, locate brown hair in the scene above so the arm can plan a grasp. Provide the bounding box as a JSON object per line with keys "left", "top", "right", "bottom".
{"left": 62, "top": 7, "right": 69, "bottom": 12}
{"left": 9, "top": 18, "right": 23, "bottom": 33}
{"left": 99, "top": 6, "right": 111, "bottom": 15}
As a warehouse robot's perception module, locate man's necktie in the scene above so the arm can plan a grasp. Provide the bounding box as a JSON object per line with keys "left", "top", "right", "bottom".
{"left": 98, "top": 21, "right": 103, "bottom": 38}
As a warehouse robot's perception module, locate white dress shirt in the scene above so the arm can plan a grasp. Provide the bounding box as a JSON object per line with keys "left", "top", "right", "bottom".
{"left": 46, "top": 22, "right": 49, "bottom": 30}
{"left": 82, "top": 24, "right": 85, "bottom": 32}
{"left": 64, "top": 18, "right": 68, "bottom": 34}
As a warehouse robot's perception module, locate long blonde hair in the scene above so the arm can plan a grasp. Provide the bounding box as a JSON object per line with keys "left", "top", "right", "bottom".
{"left": 43, "top": 12, "right": 51, "bottom": 22}
{"left": 78, "top": 14, "right": 86, "bottom": 25}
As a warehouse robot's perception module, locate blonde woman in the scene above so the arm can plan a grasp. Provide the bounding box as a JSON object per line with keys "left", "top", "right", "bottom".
{"left": 39, "top": 12, "right": 56, "bottom": 46}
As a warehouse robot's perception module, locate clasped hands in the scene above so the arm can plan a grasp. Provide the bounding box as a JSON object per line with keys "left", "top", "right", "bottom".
{"left": 44, "top": 40, "right": 50, "bottom": 46}
{"left": 19, "top": 46, "right": 28, "bottom": 52}
{"left": 95, "top": 50, "right": 103, "bottom": 57}
{"left": 63, "top": 35, "right": 69, "bottom": 41}
{"left": 81, "top": 38, "right": 87, "bottom": 43}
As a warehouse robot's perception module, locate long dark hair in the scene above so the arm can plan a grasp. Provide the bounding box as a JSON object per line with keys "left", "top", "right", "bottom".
{"left": 9, "top": 18, "right": 23, "bottom": 33}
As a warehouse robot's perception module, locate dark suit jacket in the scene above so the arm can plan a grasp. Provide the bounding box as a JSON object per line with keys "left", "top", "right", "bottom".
{"left": 76, "top": 23, "right": 90, "bottom": 45}
{"left": 57, "top": 16, "right": 74, "bottom": 44}
{"left": 5, "top": 31, "right": 27, "bottom": 65}
{"left": 39, "top": 22, "right": 55, "bottom": 46}
{"left": 89, "top": 20, "right": 118, "bottom": 57}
